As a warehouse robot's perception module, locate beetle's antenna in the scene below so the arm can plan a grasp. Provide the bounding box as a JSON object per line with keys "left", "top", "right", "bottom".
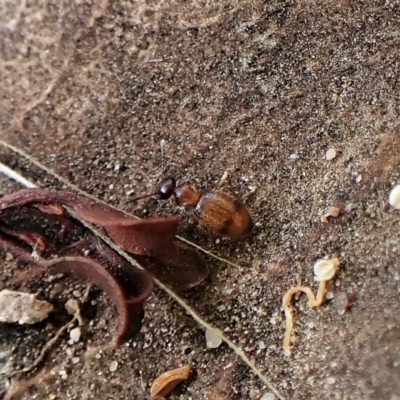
{"left": 126, "top": 190, "right": 159, "bottom": 204}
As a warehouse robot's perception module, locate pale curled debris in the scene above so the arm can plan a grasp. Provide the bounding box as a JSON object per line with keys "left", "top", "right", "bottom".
{"left": 282, "top": 258, "right": 341, "bottom": 350}
{"left": 389, "top": 185, "right": 400, "bottom": 209}
{"left": 150, "top": 365, "right": 191, "bottom": 399}
{"left": 0, "top": 289, "right": 53, "bottom": 324}
{"left": 321, "top": 206, "right": 341, "bottom": 223}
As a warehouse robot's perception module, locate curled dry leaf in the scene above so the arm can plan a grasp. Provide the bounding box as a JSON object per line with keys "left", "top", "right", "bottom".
{"left": 150, "top": 365, "right": 191, "bottom": 399}
{"left": 321, "top": 206, "right": 341, "bottom": 223}
{"left": 0, "top": 189, "right": 208, "bottom": 345}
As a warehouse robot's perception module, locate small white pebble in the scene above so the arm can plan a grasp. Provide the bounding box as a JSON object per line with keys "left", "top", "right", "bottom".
{"left": 326, "top": 149, "right": 337, "bottom": 161}
{"left": 356, "top": 174, "right": 362, "bottom": 183}
{"left": 389, "top": 185, "right": 400, "bottom": 209}
{"left": 205, "top": 328, "right": 223, "bottom": 349}
{"left": 326, "top": 377, "right": 336, "bottom": 385}
{"left": 72, "top": 357, "right": 80, "bottom": 365}
{"left": 69, "top": 327, "right": 81, "bottom": 343}
{"left": 260, "top": 393, "right": 276, "bottom": 400}
{"left": 109, "top": 361, "right": 118, "bottom": 372}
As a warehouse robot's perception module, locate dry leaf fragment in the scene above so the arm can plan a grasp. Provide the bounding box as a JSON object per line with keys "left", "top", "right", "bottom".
{"left": 0, "top": 289, "right": 53, "bottom": 324}
{"left": 282, "top": 258, "right": 340, "bottom": 350}
{"left": 150, "top": 365, "right": 191, "bottom": 399}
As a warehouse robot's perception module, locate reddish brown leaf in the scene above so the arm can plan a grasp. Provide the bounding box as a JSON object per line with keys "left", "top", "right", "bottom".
{"left": 0, "top": 188, "right": 208, "bottom": 345}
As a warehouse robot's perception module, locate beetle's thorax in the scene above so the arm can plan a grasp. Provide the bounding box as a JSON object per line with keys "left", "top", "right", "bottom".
{"left": 173, "top": 183, "right": 201, "bottom": 207}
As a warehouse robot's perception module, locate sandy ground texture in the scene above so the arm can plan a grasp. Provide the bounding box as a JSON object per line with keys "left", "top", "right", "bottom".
{"left": 1, "top": 0, "right": 400, "bottom": 399}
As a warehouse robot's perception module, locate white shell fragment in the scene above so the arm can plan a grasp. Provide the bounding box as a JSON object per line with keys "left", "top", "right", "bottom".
{"left": 326, "top": 148, "right": 337, "bottom": 161}
{"left": 0, "top": 289, "right": 53, "bottom": 324}
{"left": 389, "top": 185, "right": 400, "bottom": 209}
{"left": 205, "top": 327, "right": 223, "bottom": 349}
{"left": 69, "top": 327, "right": 81, "bottom": 343}
{"left": 314, "top": 258, "right": 340, "bottom": 282}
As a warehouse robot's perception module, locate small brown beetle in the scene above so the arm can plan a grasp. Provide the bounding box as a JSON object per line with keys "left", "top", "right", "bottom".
{"left": 130, "top": 177, "right": 254, "bottom": 239}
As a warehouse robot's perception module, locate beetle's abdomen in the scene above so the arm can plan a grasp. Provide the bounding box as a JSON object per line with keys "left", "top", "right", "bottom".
{"left": 193, "top": 191, "right": 253, "bottom": 239}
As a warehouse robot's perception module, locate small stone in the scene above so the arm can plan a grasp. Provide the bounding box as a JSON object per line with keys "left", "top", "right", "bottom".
{"left": 109, "top": 361, "right": 118, "bottom": 372}
{"left": 59, "top": 369, "right": 68, "bottom": 380}
{"left": 326, "top": 377, "right": 336, "bottom": 385}
{"left": 69, "top": 327, "right": 81, "bottom": 343}
{"left": 72, "top": 357, "right": 80, "bottom": 365}
{"left": 326, "top": 149, "right": 337, "bottom": 161}
{"left": 205, "top": 328, "right": 223, "bottom": 349}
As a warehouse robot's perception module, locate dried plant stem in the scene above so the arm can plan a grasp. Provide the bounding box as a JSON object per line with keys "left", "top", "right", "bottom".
{"left": 0, "top": 142, "right": 284, "bottom": 400}
{"left": 0, "top": 162, "right": 37, "bottom": 188}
